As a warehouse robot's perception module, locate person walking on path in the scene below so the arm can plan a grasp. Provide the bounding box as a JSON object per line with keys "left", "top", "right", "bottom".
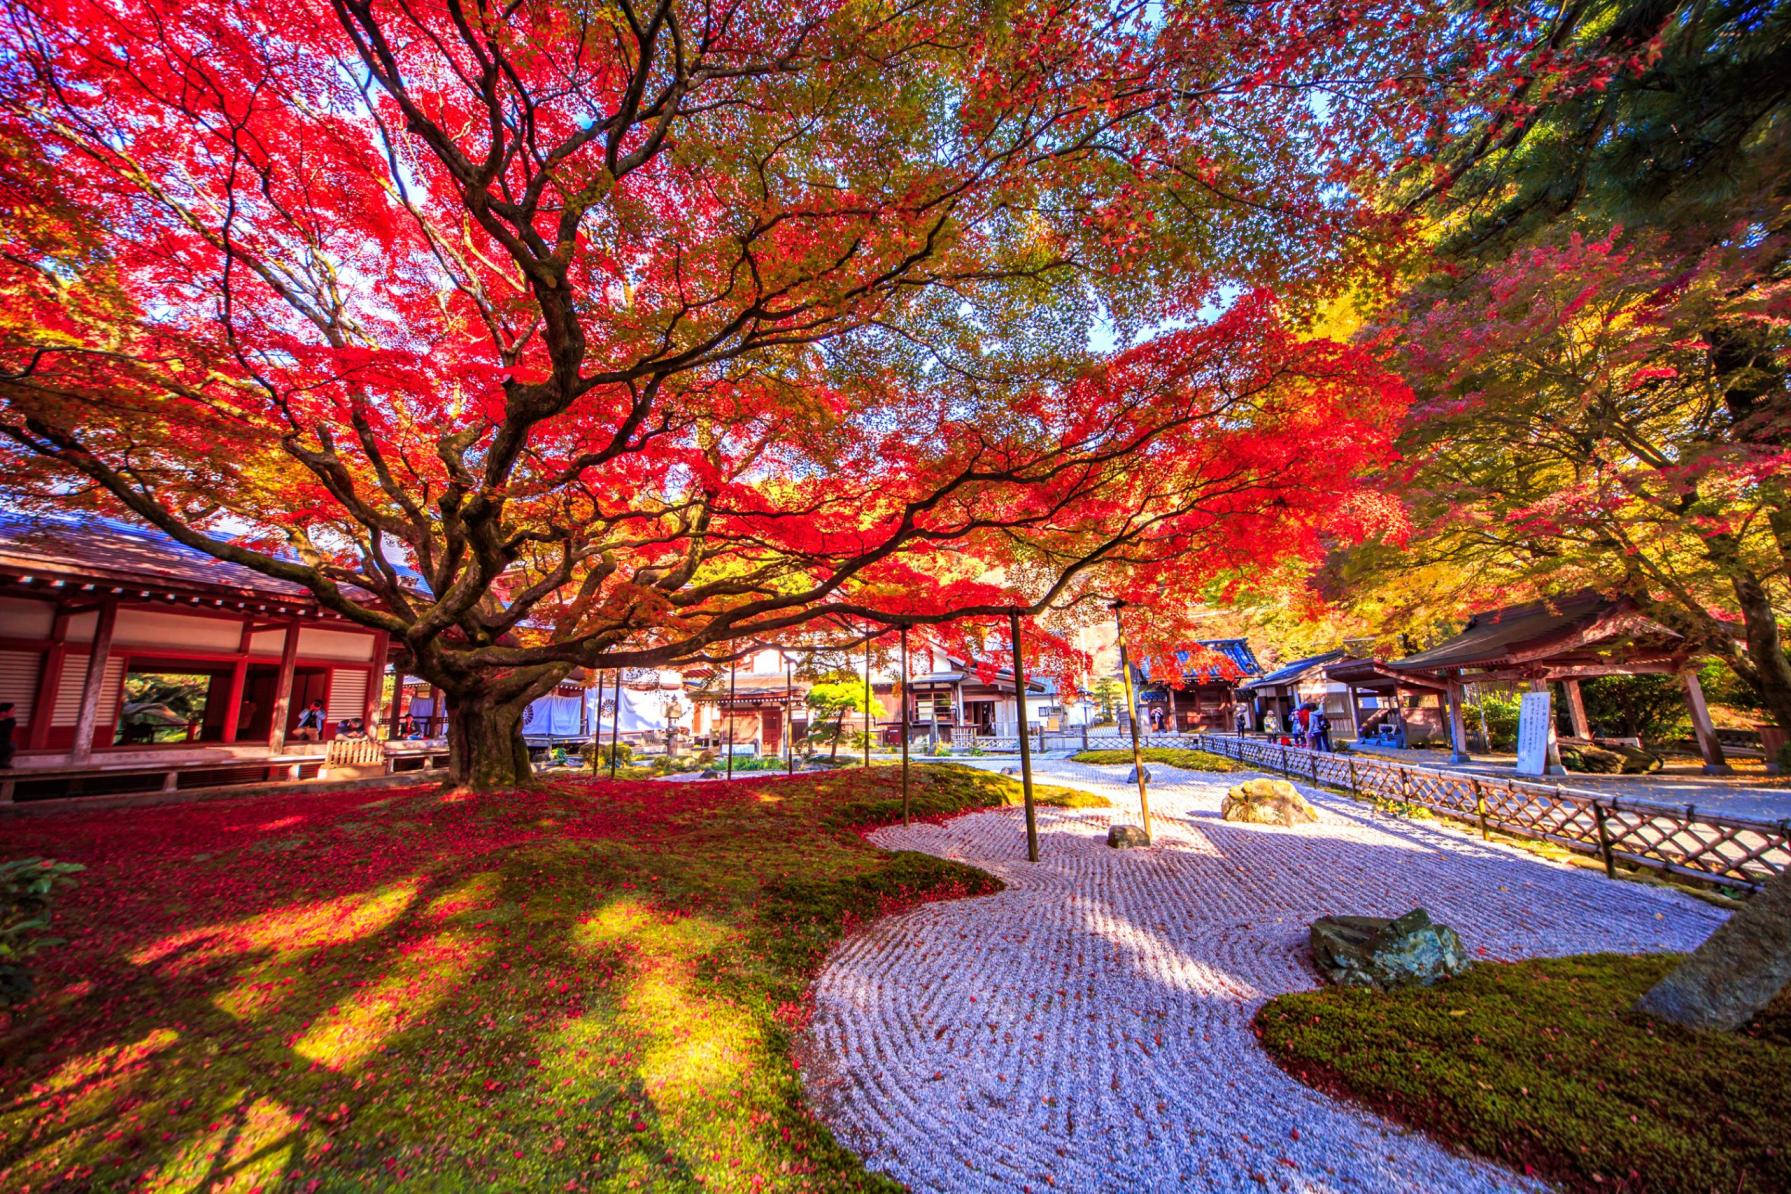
{"left": 1234, "top": 705, "right": 1249, "bottom": 737}
{"left": 1310, "top": 707, "right": 1332, "bottom": 753}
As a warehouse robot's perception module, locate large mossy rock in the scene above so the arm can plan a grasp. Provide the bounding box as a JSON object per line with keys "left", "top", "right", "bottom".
{"left": 1107, "top": 824, "right": 1150, "bottom": 849}
{"left": 1220, "top": 778, "right": 1317, "bottom": 827}
{"left": 1310, "top": 908, "right": 1471, "bottom": 990}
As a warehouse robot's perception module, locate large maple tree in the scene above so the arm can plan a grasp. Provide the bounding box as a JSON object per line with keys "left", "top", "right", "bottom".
{"left": 0, "top": 0, "right": 1443, "bottom": 787}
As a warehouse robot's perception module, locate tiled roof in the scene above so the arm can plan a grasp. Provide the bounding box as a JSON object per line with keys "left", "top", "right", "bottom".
{"left": 1244, "top": 649, "right": 1349, "bottom": 689}
{"left": 0, "top": 509, "right": 316, "bottom": 599}
{"left": 1388, "top": 591, "right": 1671, "bottom": 674}
{"left": 1171, "top": 638, "right": 1262, "bottom": 681}
{"left": 0, "top": 509, "right": 425, "bottom": 604}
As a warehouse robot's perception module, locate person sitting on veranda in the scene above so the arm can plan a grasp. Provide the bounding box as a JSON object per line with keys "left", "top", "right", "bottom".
{"left": 293, "top": 700, "right": 327, "bottom": 742}
{"left": 336, "top": 718, "right": 367, "bottom": 740}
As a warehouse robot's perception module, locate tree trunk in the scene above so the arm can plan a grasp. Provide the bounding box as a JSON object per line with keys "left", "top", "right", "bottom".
{"left": 829, "top": 707, "right": 845, "bottom": 763}
{"left": 1636, "top": 866, "right": 1791, "bottom": 1031}
{"left": 445, "top": 693, "right": 534, "bottom": 790}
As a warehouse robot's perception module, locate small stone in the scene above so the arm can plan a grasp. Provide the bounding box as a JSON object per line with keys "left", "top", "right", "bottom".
{"left": 1001, "top": 767, "right": 1019, "bottom": 776}
{"left": 1220, "top": 778, "right": 1317, "bottom": 827}
{"left": 1126, "top": 765, "right": 1152, "bottom": 784}
{"left": 700, "top": 769, "right": 719, "bottom": 779}
{"left": 1309, "top": 908, "right": 1471, "bottom": 990}
{"left": 1107, "top": 824, "right": 1151, "bottom": 849}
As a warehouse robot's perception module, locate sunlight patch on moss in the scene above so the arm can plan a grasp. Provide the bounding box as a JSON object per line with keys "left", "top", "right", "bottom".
{"left": 130, "top": 878, "right": 422, "bottom": 973}
{"left": 294, "top": 926, "right": 491, "bottom": 1071}
{"left": 144, "top": 1093, "right": 312, "bottom": 1193}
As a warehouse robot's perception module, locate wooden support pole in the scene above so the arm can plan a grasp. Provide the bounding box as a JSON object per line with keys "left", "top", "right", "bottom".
{"left": 221, "top": 658, "right": 248, "bottom": 744}
{"left": 27, "top": 607, "right": 70, "bottom": 751}
{"left": 863, "top": 634, "right": 872, "bottom": 769}
{"left": 609, "top": 671, "right": 622, "bottom": 778}
{"left": 1010, "top": 612, "right": 1038, "bottom": 862}
{"left": 69, "top": 600, "right": 118, "bottom": 764}
{"left": 1113, "top": 603, "right": 1152, "bottom": 840}
{"left": 726, "top": 659, "right": 736, "bottom": 780}
{"left": 1681, "top": 668, "right": 1731, "bottom": 774}
{"left": 1562, "top": 678, "right": 1592, "bottom": 740}
{"left": 268, "top": 621, "right": 299, "bottom": 751}
{"left": 590, "top": 671, "right": 605, "bottom": 776}
{"left": 900, "top": 627, "right": 911, "bottom": 827}
{"left": 1445, "top": 678, "right": 1471, "bottom": 764}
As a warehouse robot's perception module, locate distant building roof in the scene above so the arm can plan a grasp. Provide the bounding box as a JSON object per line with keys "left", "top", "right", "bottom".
{"left": 1164, "top": 638, "right": 1261, "bottom": 683}
{"left": 1244, "top": 649, "right": 1349, "bottom": 690}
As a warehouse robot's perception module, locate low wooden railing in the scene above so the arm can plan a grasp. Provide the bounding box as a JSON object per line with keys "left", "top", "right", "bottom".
{"left": 1190, "top": 735, "right": 1789, "bottom": 892}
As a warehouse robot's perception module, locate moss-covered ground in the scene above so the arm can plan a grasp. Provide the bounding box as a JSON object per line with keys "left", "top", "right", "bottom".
{"left": 1, "top": 764, "right": 1096, "bottom": 1192}
{"left": 1256, "top": 953, "right": 1791, "bottom": 1192}
{"left": 1070, "top": 746, "right": 1250, "bottom": 772}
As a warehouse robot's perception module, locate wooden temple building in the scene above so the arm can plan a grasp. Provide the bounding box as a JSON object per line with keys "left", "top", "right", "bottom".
{"left": 1326, "top": 591, "right": 1733, "bottom": 771}
{"left": 0, "top": 512, "right": 445, "bottom": 801}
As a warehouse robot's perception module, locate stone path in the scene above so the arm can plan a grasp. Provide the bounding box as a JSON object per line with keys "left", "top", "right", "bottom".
{"left": 801, "top": 761, "right": 1726, "bottom": 1193}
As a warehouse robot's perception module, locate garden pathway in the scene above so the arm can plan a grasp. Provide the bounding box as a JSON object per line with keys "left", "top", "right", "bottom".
{"left": 801, "top": 761, "right": 1727, "bottom": 1193}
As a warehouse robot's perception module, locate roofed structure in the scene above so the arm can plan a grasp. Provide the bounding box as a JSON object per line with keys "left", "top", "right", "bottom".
{"left": 1329, "top": 591, "right": 1729, "bottom": 773}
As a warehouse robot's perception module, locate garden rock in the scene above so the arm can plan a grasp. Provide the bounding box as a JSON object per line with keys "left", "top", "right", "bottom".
{"left": 1220, "top": 778, "right": 1317, "bottom": 827}
{"left": 1107, "top": 824, "right": 1150, "bottom": 849}
{"left": 1126, "top": 765, "right": 1152, "bottom": 784}
{"left": 1561, "top": 744, "right": 1624, "bottom": 774}
{"left": 700, "top": 769, "right": 719, "bottom": 779}
{"left": 1310, "top": 908, "right": 1470, "bottom": 989}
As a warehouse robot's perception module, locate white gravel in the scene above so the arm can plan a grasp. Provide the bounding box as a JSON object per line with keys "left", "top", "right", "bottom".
{"left": 800, "top": 762, "right": 1726, "bottom": 1193}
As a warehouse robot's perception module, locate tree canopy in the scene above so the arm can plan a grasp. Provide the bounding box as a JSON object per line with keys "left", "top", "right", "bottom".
{"left": 0, "top": 0, "right": 1464, "bottom": 785}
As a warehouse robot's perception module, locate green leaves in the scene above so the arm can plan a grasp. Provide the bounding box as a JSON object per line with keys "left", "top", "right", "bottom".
{"left": 0, "top": 856, "right": 85, "bottom": 1009}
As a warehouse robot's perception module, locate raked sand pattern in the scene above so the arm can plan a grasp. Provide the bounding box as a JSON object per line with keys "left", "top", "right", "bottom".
{"left": 800, "top": 762, "right": 1727, "bottom": 1192}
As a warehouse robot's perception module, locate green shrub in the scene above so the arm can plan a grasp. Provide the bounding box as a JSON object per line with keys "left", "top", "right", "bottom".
{"left": 1465, "top": 690, "right": 1521, "bottom": 751}
{"left": 1, "top": 857, "right": 85, "bottom": 1010}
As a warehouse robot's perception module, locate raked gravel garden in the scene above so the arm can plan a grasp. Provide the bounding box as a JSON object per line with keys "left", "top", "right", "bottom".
{"left": 800, "top": 758, "right": 1728, "bottom": 1193}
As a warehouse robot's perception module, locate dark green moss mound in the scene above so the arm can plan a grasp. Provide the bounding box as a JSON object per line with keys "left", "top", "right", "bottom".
{"left": 1071, "top": 747, "right": 1250, "bottom": 772}
{"left": 1256, "top": 953, "right": 1791, "bottom": 1192}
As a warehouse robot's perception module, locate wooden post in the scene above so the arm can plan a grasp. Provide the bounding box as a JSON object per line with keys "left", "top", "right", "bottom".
{"left": 1681, "top": 669, "right": 1731, "bottom": 774}
{"left": 1010, "top": 612, "right": 1038, "bottom": 862}
{"left": 221, "top": 658, "right": 249, "bottom": 743}
{"left": 785, "top": 655, "right": 794, "bottom": 775}
{"left": 1445, "top": 678, "right": 1471, "bottom": 764}
{"left": 268, "top": 621, "right": 299, "bottom": 751}
{"left": 69, "top": 600, "right": 118, "bottom": 764}
{"left": 590, "top": 671, "right": 605, "bottom": 776}
{"left": 726, "top": 659, "right": 736, "bottom": 780}
{"left": 1472, "top": 777, "right": 1489, "bottom": 840}
{"left": 1113, "top": 603, "right": 1152, "bottom": 840}
{"left": 364, "top": 631, "right": 388, "bottom": 731}
{"left": 1563, "top": 678, "right": 1592, "bottom": 740}
{"left": 608, "top": 671, "right": 622, "bottom": 777}
{"left": 1592, "top": 801, "right": 1617, "bottom": 878}
{"left": 900, "top": 627, "right": 911, "bottom": 827}
{"left": 26, "top": 607, "right": 69, "bottom": 751}
{"left": 863, "top": 635, "right": 872, "bottom": 769}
